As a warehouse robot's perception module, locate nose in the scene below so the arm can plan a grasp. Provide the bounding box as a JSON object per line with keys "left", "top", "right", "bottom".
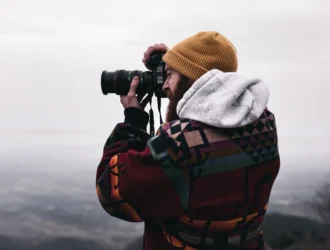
{"left": 162, "top": 80, "right": 169, "bottom": 92}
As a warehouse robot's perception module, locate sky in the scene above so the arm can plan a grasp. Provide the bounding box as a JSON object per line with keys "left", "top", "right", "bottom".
{"left": 1, "top": 2, "right": 330, "bottom": 243}
{"left": 1, "top": 0, "right": 330, "bottom": 150}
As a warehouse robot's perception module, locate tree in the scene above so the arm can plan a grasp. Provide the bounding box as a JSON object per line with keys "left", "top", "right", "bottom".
{"left": 308, "top": 181, "right": 330, "bottom": 230}
{"left": 305, "top": 180, "right": 330, "bottom": 248}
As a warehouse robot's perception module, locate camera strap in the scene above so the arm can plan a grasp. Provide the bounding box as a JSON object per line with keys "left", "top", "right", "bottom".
{"left": 157, "top": 96, "right": 163, "bottom": 125}
{"left": 148, "top": 96, "right": 164, "bottom": 137}
{"left": 149, "top": 98, "right": 155, "bottom": 137}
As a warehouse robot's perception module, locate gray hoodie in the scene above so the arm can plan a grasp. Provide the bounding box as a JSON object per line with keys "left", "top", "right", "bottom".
{"left": 177, "top": 69, "right": 270, "bottom": 128}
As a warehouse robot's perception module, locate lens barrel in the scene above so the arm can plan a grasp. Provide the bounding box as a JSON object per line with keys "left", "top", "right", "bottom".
{"left": 101, "top": 70, "right": 152, "bottom": 96}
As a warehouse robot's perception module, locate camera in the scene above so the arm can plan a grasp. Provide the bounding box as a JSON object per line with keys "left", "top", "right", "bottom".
{"left": 101, "top": 53, "right": 167, "bottom": 98}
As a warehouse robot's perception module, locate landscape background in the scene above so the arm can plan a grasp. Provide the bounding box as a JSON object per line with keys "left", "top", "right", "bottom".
{"left": 1, "top": 0, "right": 330, "bottom": 249}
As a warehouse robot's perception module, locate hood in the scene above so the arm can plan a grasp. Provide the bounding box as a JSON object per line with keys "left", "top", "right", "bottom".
{"left": 176, "top": 69, "right": 270, "bottom": 128}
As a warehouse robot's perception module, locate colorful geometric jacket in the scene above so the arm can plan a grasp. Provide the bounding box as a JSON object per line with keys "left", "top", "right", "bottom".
{"left": 96, "top": 70, "right": 280, "bottom": 249}
{"left": 96, "top": 108, "right": 280, "bottom": 249}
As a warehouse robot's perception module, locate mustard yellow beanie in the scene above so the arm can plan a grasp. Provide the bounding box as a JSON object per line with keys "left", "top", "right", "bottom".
{"left": 162, "top": 31, "right": 238, "bottom": 81}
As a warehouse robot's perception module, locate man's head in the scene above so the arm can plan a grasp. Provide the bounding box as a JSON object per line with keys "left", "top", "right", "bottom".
{"left": 161, "top": 31, "right": 238, "bottom": 122}
{"left": 162, "top": 65, "right": 194, "bottom": 122}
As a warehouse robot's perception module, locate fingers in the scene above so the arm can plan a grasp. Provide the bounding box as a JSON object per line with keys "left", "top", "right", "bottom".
{"left": 143, "top": 43, "right": 168, "bottom": 61}
{"left": 142, "top": 43, "right": 168, "bottom": 66}
{"left": 127, "top": 76, "right": 139, "bottom": 96}
{"left": 125, "top": 76, "right": 153, "bottom": 110}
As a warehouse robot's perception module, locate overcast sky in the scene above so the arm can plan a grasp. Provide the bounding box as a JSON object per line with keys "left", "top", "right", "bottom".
{"left": 1, "top": 0, "right": 330, "bottom": 149}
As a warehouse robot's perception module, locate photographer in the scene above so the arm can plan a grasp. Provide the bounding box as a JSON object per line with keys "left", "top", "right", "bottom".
{"left": 96, "top": 31, "right": 280, "bottom": 250}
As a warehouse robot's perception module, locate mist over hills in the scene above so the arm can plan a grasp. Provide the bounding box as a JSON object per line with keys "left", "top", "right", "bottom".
{"left": 1, "top": 141, "right": 329, "bottom": 249}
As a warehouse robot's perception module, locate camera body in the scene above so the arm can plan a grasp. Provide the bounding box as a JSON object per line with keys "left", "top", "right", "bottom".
{"left": 101, "top": 53, "right": 167, "bottom": 98}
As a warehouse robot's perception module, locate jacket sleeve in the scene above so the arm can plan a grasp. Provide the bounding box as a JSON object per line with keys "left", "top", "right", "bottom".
{"left": 96, "top": 107, "right": 189, "bottom": 222}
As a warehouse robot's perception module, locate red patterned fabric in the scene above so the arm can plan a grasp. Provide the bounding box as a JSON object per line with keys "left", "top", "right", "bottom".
{"left": 96, "top": 108, "right": 280, "bottom": 249}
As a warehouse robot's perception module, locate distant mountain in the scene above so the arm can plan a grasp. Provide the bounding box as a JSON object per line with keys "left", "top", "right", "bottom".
{"left": 1, "top": 145, "right": 328, "bottom": 249}
{"left": 263, "top": 213, "right": 326, "bottom": 245}
{"left": 125, "top": 237, "right": 143, "bottom": 250}
{"left": 0, "top": 236, "right": 111, "bottom": 250}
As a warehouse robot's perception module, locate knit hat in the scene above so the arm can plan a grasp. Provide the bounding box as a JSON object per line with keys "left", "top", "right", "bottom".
{"left": 162, "top": 31, "right": 238, "bottom": 81}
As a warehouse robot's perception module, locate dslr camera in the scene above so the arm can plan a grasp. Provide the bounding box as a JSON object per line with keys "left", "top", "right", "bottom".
{"left": 101, "top": 53, "right": 167, "bottom": 98}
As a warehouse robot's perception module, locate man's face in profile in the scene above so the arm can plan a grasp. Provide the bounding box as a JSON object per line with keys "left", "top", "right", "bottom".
{"left": 162, "top": 65, "right": 193, "bottom": 122}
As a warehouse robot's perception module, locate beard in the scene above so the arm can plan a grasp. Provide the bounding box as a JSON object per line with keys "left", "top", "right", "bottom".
{"left": 165, "top": 97, "right": 180, "bottom": 122}
{"left": 165, "top": 77, "right": 192, "bottom": 122}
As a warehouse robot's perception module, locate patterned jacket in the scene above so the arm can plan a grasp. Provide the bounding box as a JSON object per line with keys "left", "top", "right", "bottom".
{"left": 96, "top": 70, "right": 280, "bottom": 250}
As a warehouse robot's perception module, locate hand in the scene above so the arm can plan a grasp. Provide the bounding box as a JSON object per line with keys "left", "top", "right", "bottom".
{"left": 142, "top": 43, "right": 168, "bottom": 70}
{"left": 120, "top": 76, "right": 153, "bottom": 110}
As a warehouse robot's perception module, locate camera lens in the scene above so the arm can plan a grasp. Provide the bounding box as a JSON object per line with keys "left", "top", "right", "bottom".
{"left": 101, "top": 71, "right": 116, "bottom": 95}
{"left": 101, "top": 70, "right": 153, "bottom": 96}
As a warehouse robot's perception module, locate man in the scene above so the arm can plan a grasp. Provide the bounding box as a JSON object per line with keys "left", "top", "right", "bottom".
{"left": 96, "top": 31, "right": 280, "bottom": 250}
